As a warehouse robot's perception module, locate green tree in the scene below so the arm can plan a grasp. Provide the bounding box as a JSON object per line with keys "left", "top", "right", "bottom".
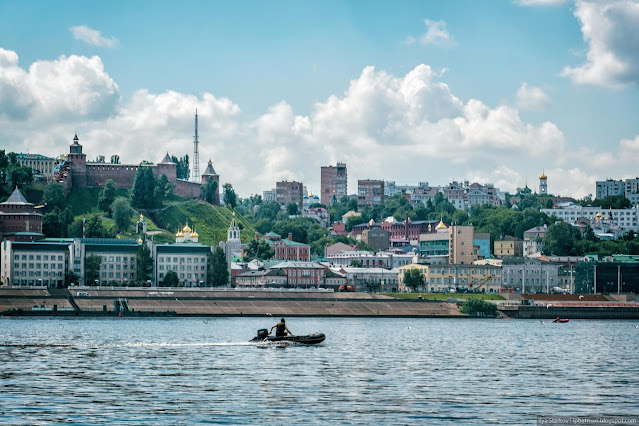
{"left": 345, "top": 215, "right": 366, "bottom": 231}
{"left": 243, "top": 239, "right": 275, "bottom": 261}
{"left": 42, "top": 207, "right": 72, "bottom": 238}
{"left": 64, "top": 271, "right": 80, "bottom": 288}
{"left": 162, "top": 270, "right": 179, "bottom": 287}
{"left": 543, "top": 222, "right": 582, "bottom": 256}
{"left": 9, "top": 167, "right": 33, "bottom": 188}
{"left": 460, "top": 299, "right": 498, "bottom": 317}
{"left": 110, "top": 155, "right": 120, "bottom": 164}
{"left": 42, "top": 182, "right": 66, "bottom": 211}
{"left": 209, "top": 246, "right": 230, "bottom": 286}
{"left": 349, "top": 259, "right": 364, "bottom": 267}
{"left": 402, "top": 268, "right": 424, "bottom": 292}
{"left": 85, "top": 216, "right": 114, "bottom": 238}
{"left": 136, "top": 243, "right": 153, "bottom": 284}
{"left": 172, "top": 155, "right": 190, "bottom": 180}
{"left": 254, "top": 218, "right": 273, "bottom": 234}
{"left": 157, "top": 174, "right": 173, "bottom": 198}
{"left": 592, "top": 195, "right": 631, "bottom": 209}
{"left": 286, "top": 202, "right": 299, "bottom": 216}
{"left": 223, "top": 183, "right": 237, "bottom": 209}
{"left": 131, "top": 166, "right": 157, "bottom": 209}
{"left": 256, "top": 201, "right": 282, "bottom": 221}
{"left": 98, "top": 179, "right": 117, "bottom": 213}
{"left": 85, "top": 254, "right": 102, "bottom": 285}
{"left": 200, "top": 178, "right": 218, "bottom": 205}
{"left": 111, "top": 197, "right": 134, "bottom": 233}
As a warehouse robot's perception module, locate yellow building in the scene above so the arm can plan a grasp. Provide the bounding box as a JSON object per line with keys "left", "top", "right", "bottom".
{"left": 494, "top": 236, "right": 523, "bottom": 257}
{"left": 397, "top": 264, "right": 429, "bottom": 292}
{"left": 425, "top": 264, "right": 502, "bottom": 293}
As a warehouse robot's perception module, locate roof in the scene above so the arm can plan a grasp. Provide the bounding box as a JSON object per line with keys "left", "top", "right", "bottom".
{"left": 160, "top": 153, "right": 174, "bottom": 164}
{"left": 264, "top": 232, "right": 280, "bottom": 238}
{"left": 2, "top": 187, "right": 31, "bottom": 205}
{"left": 81, "top": 238, "right": 138, "bottom": 245}
{"left": 268, "top": 239, "right": 309, "bottom": 247}
{"left": 156, "top": 243, "right": 210, "bottom": 253}
{"left": 497, "top": 236, "right": 521, "bottom": 242}
{"left": 524, "top": 226, "right": 547, "bottom": 233}
{"left": 10, "top": 241, "right": 72, "bottom": 252}
{"left": 202, "top": 159, "right": 217, "bottom": 176}
{"left": 237, "top": 269, "right": 287, "bottom": 278}
{"left": 271, "top": 261, "right": 326, "bottom": 269}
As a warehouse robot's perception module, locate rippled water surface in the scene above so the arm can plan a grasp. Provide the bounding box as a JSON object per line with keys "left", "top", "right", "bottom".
{"left": 1, "top": 317, "right": 638, "bottom": 424}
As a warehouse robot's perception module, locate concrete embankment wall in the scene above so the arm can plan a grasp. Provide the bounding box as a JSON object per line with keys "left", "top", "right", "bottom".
{"left": 0, "top": 289, "right": 464, "bottom": 317}
{"left": 501, "top": 305, "right": 639, "bottom": 320}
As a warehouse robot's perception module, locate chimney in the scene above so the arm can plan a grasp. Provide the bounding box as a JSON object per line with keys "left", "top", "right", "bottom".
{"left": 288, "top": 232, "right": 293, "bottom": 241}
{"left": 255, "top": 232, "right": 259, "bottom": 241}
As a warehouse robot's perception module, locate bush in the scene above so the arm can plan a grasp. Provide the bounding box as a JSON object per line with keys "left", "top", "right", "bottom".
{"left": 460, "top": 299, "right": 498, "bottom": 317}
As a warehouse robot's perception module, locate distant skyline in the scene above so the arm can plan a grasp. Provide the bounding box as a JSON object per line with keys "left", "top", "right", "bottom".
{"left": 0, "top": 0, "right": 637, "bottom": 198}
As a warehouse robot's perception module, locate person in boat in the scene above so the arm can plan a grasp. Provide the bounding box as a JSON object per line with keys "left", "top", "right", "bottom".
{"left": 553, "top": 317, "right": 560, "bottom": 323}
{"left": 270, "top": 318, "right": 293, "bottom": 337}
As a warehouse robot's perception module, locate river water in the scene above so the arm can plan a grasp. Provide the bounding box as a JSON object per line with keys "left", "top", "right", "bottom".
{"left": 0, "top": 317, "right": 638, "bottom": 425}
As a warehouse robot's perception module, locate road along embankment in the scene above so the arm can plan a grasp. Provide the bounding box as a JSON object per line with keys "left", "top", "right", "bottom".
{"left": 0, "top": 288, "right": 465, "bottom": 318}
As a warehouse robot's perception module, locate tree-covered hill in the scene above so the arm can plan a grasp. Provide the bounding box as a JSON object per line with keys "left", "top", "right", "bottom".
{"left": 159, "top": 200, "right": 257, "bottom": 246}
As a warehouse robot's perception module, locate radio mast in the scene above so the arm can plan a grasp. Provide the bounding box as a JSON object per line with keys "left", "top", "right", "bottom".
{"left": 192, "top": 109, "right": 200, "bottom": 182}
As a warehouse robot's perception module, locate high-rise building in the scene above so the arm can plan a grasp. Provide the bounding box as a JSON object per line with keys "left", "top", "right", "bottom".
{"left": 357, "top": 179, "right": 384, "bottom": 209}
{"left": 192, "top": 109, "right": 200, "bottom": 182}
{"left": 276, "top": 181, "right": 304, "bottom": 211}
{"left": 449, "top": 225, "right": 478, "bottom": 265}
{"left": 320, "top": 162, "right": 347, "bottom": 205}
{"left": 595, "top": 179, "right": 625, "bottom": 199}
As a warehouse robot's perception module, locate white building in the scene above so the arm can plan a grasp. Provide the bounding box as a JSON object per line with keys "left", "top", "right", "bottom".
{"left": 541, "top": 206, "right": 639, "bottom": 232}
{"left": 1, "top": 239, "right": 72, "bottom": 286}
{"left": 325, "top": 250, "right": 416, "bottom": 269}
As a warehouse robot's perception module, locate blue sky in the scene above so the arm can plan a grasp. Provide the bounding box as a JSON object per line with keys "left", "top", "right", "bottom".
{"left": 1, "top": 0, "right": 638, "bottom": 198}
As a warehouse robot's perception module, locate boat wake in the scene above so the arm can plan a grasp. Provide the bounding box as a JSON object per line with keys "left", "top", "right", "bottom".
{"left": 0, "top": 341, "right": 255, "bottom": 348}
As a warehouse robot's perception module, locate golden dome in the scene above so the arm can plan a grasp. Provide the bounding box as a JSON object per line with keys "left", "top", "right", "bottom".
{"left": 436, "top": 219, "right": 447, "bottom": 230}
{"left": 540, "top": 170, "right": 547, "bottom": 179}
{"left": 182, "top": 221, "right": 192, "bottom": 233}
{"left": 191, "top": 229, "right": 199, "bottom": 238}
{"left": 176, "top": 228, "right": 184, "bottom": 237}
{"left": 140, "top": 214, "right": 144, "bottom": 220}
{"left": 596, "top": 212, "right": 602, "bottom": 218}
{"left": 137, "top": 238, "right": 143, "bottom": 244}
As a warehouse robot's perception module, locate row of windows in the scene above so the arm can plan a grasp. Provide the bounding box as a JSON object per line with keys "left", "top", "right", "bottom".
{"left": 159, "top": 272, "right": 202, "bottom": 279}
{"left": 159, "top": 265, "right": 206, "bottom": 271}
{"left": 15, "top": 255, "right": 64, "bottom": 261}
{"left": 100, "top": 272, "right": 135, "bottom": 279}
{"left": 14, "top": 271, "right": 62, "bottom": 277}
{"left": 158, "top": 257, "right": 204, "bottom": 263}
{"left": 101, "top": 263, "right": 135, "bottom": 271}
{"left": 15, "top": 263, "right": 65, "bottom": 270}
{"left": 287, "top": 269, "right": 323, "bottom": 277}
{"left": 100, "top": 256, "right": 135, "bottom": 263}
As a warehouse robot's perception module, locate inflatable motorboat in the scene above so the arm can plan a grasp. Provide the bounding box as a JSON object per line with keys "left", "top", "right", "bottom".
{"left": 250, "top": 328, "right": 326, "bottom": 345}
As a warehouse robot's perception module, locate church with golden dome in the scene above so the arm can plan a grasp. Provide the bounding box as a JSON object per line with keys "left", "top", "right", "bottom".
{"left": 175, "top": 221, "right": 199, "bottom": 243}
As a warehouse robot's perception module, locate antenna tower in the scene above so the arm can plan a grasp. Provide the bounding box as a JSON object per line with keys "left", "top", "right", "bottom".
{"left": 192, "top": 109, "right": 200, "bottom": 181}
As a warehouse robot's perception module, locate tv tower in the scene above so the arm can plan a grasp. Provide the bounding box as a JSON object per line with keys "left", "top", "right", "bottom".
{"left": 192, "top": 109, "right": 200, "bottom": 182}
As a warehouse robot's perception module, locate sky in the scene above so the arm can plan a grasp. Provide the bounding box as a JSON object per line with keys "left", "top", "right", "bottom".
{"left": 0, "top": 0, "right": 638, "bottom": 199}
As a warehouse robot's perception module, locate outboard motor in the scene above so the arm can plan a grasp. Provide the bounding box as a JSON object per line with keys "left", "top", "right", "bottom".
{"left": 256, "top": 329, "right": 269, "bottom": 339}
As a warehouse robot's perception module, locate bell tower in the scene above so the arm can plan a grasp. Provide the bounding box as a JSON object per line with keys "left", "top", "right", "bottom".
{"left": 539, "top": 171, "right": 548, "bottom": 195}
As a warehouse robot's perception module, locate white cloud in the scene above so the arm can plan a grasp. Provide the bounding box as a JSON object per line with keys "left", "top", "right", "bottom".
{"left": 561, "top": 0, "right": 639, "bottom": 87}
{"left": 0, "top": 48, "right": 119, "bottom": 121}
{"left": 70, "top": 25, "right": 119, "bottom": 49}
{"left": 1, "top": 46, "right": 632, "bottom": 200}
{"left": 401, "top": 36, "right": 416, "bottom": 46}
{"left": 514, "top": 0, "right": 567, "bottom": 5}
{"left": 404, "top": 19, "right": 455, "bottom": 47}
{"left": 420, "top": 19, "right": 454, "bottom": 46}
{"left": 516, "top": 82, "right": 550, "bottom": 110}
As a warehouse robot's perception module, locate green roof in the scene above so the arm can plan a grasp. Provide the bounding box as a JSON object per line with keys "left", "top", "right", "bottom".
{"left": 264, "top": 232, "right": 280, "bottom": 237}
{"left": 156, "top": 244, "right": 210, "bottom": 254}
{"left": 11, "top": 242, "right": 71, "bottom": 252}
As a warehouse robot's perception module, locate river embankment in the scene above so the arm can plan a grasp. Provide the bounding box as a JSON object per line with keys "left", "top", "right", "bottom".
{"left": 0, "top": 288, "right": 465, "bottom": 318}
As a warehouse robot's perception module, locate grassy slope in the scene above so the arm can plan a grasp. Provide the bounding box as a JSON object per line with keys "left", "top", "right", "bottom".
{"left": 387, "top": 293, "right": 505, "bottom": 301}
{"left": 160, "top": 201, "right": 257, "bottom": 246}
{"left": 67, "top": 187, "right": 131, "bottom": 216}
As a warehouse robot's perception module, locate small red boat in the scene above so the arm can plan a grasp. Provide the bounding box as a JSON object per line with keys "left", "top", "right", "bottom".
{"left": 552, "top": 318, "right": 569, "bottom": 323}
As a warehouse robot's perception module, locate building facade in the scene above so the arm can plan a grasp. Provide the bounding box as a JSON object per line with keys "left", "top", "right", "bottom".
{"left": 17, "top": 154, "right": 56, "bottom": 180}
{"left": 541, "top": 206, "right": 639, "bottom": 232}
{"left": 357, "top": 179, "right": 384, "bottom": 209}
{"left": 155, "top": 244, "right": 211, "bottom": 286}
{"left": 275, "top": 180, "right": 304, "bottom": 210}
{"left": 1, "top": 240, "right": 72, "bottom": 286}
{"left": 502, "top": 260, "right": 559, "bottom": 293}
{"left": 449, "top": 225, "right": 478, "bottom": 264}
{"left": 320, "top": 162, "right": 347, "bottom": 205}
{"left": 494, "top": 236, "right": 524, "bottom": 258}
